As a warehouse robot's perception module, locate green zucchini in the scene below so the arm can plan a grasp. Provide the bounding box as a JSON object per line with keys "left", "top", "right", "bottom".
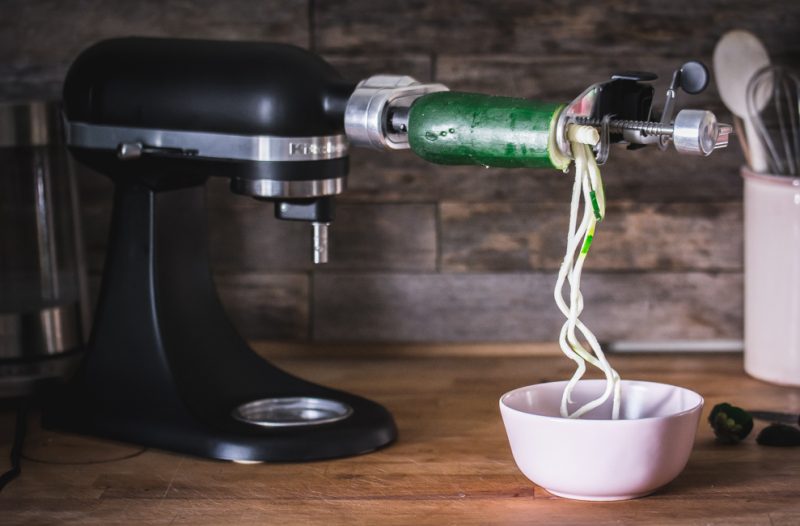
{"left": 407, "top": 91, "right": 569, "bottom": 171}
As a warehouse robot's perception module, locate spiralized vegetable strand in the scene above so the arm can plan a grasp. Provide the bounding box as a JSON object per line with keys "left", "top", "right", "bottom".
{"left": 555, "top": 139, "right": 621, "bottom": 419}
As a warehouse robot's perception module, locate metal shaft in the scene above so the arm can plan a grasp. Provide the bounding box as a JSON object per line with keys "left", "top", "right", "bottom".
{"left": 312, "top": 222, "right": 329, "bottom": 264}
{"left": 576, "top": 117, "right": 674, "bottom": 136}
{"left": 575, "top": 110, "right": 729, "bottom": 156}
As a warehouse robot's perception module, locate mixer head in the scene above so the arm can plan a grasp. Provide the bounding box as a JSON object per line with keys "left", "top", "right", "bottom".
{"left": 62, "top": 37, "right": 354, "bottom": 264}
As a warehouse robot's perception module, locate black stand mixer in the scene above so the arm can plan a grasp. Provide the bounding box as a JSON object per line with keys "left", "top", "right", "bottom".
{"left": 45, "top": 37, "right": 730, "bottom": 462}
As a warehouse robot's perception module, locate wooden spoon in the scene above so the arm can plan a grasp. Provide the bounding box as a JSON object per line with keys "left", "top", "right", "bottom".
{"left": 713, "top": 30, "right": 771, "bottom": 172}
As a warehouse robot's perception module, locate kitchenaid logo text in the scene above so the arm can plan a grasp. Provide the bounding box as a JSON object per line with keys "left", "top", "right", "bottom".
{"left": 289, "top": 141, "right": 347, "bottom": 157}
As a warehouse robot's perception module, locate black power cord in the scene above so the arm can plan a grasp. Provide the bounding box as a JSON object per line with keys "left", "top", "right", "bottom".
{"left": 0, "top": 400, "right": 28, "bottom": 492}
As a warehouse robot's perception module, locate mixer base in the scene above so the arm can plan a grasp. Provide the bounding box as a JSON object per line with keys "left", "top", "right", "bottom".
{"left": 43, "top": 180, "right": 396, "bottom": 461}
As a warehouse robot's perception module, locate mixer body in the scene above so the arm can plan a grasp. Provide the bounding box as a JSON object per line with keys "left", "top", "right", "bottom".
{"left": 46, "top": 38, "right": 395, "bottom": 461}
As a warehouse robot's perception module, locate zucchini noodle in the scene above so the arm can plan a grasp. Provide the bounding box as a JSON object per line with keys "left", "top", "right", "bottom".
{"left": 554, "top": 126, "right": 621, "bottom": 419}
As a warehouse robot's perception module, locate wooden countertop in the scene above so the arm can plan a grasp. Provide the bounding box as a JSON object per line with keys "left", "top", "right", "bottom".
{"left": 1, "top": 347, "right": 799, "bottom": 525}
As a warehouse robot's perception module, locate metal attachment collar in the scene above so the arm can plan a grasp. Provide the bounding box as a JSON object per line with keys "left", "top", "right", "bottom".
{"left": 344, "top": 75, "right": 449, "bottom": 150}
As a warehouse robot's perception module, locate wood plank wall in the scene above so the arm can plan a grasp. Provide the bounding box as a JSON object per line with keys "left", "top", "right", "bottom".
{"left": 2, "top": 0, "right": 798, "bottom": 343}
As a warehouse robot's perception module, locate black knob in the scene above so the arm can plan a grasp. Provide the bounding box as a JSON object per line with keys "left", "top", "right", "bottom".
{"left": 678, "top": 61, "right": 709, "bottom": 94}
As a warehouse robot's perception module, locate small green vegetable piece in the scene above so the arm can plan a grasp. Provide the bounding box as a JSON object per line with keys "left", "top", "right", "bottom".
{"left": 708, "top": 403, "right": 753, "bottom": 444}
{"left": 756, "top": 423, "right": 800, "bottom": 447}
{"left": 581, "top": 234, "right": 594, "bottom": 254}
{"left": 589, "top": 190, "right": 602, "bottom": 221}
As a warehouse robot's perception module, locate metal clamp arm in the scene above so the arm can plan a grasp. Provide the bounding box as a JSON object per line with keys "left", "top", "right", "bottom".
{"left": 558, "top": 62, "right": 731, "bottom": 162}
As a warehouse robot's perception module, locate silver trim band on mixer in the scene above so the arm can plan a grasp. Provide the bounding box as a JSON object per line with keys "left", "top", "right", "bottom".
{"left": 230, "top": 176, "right": 345, "bottom": 198}
{"left": 65, "top": 121, "right": 349, "bottom": 162}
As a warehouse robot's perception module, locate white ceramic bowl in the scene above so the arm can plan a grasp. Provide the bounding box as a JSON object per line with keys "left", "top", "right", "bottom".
{"left": 499, "top": 380, "right": 703, "bottom": 501}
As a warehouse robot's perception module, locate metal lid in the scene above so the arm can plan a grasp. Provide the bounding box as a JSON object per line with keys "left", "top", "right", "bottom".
{"left": 0, "top": 101, "right": 61, "bottom": 148}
